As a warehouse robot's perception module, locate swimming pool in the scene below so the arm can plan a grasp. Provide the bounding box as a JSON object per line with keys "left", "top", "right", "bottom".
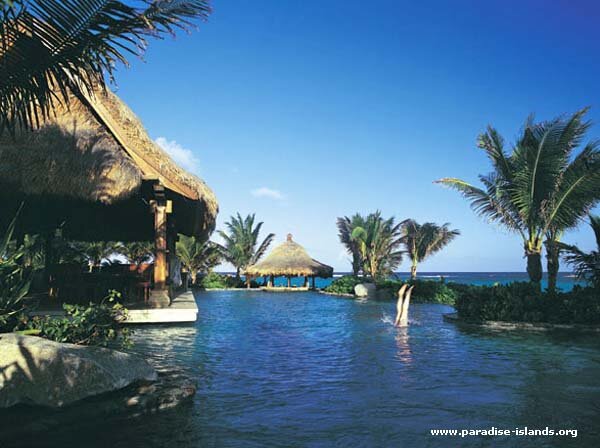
{"left": 7, "top": 290, "right": 600, "bottom": 447}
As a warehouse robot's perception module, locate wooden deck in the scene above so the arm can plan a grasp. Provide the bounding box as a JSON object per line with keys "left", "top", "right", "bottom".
{"left": 30, "top": 291, "right": 198, "bottom": 324}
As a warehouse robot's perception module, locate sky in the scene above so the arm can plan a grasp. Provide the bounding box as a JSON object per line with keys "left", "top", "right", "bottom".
{"left": 114, "top": 0, "right": 600, "bottom": 272}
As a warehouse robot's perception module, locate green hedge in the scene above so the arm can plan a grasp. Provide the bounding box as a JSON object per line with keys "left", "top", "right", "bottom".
{"left": 199, "top": 272, "right": 260, "bottom": 289}
{"left": 455, "top": 282, "right": 600, "bottom": 324}
{"left": 323, "top": 275, "right": 369, "bottom": 295}
{"left": 375, "top": 279, "right": 459, "bottom": 305}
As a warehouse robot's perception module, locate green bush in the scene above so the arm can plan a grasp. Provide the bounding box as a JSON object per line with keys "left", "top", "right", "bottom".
{"left": 200, "top": 272, "right": 245, "bottom": 289}
{"left": 20, "top": 290, "right": 132, "bottom": 348}
{"left": 455, "top": 282, "right": 600, "bottom": 324}
{"left": 375, "top": 279, "right": 459, "bottom": 305}
{"left": 324, "top": 275, "right": 369, "bottom": 295}
{"left": 0, "top": 207, "right": 31, "bottom": 333}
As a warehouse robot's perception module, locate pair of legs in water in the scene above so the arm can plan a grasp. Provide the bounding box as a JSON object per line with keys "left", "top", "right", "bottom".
{"left": 394, "top": 284, "right": 414, "bottom": 327}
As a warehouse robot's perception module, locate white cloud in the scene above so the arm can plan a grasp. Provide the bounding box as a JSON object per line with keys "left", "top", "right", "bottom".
{"left": 251, "top": 187, "right": 285, "bottom": 200}
{"left": 155, "top": 137, "right": 200, "bottom": 173}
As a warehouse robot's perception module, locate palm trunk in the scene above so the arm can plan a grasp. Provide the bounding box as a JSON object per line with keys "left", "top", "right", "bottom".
{"left": 526, "top": 251, "right": 543, "bottom": 287}
{"left": 545, "top": 239, "right": 560, "bottom": 293}
{"left": 410, "top": 259, "right": 417, "bottom": 280}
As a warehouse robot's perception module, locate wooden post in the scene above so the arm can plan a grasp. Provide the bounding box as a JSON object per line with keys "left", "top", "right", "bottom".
{"left": 311, "top": 276, "right": 316, "bottom": 290}
{"left": 304, "top": 276, "right": 309, "bottom": 288}
{"left": 287, "top": 276, "right": 291, "bottom": 288}
{"left": 149, "top": 185, "right": 171, "bottom": 308}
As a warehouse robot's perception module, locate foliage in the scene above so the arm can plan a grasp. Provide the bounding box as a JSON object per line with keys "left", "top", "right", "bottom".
{"left": 560, "top": 215, "right": 600, "bottom": 288}
{"left": 337, "top": 214, "right": 367, "bottom": 276}
{"left": 118, "top": 241, "right": 154, "bottom": 267}
{"left": 218, "top": 213, "right": 275, "bottom": 278}
{"left": 437, "top": 109, "right": 600, "bottom": 286}
{"left": 399, "top": 220, "right": 460, "bottom": 279}
{"left": 199, "top": 272, "right": 247, "bottom": 289}
{"left": 176, "top": 235, "right": 222, "bottom": 284}
{"left": 323, "top": 275, "right": 370, "bottom": 295}
{"left": 375, "top": 279, "right": 459, "bottom": 305}
{"left": 0, "top": 0, "right": 211, "bottom": 134}
{"left": 22, "top": 290, "right": 131, "bottom": 347}
{"left": 338, "top": 211, "right": 403, "bottom": 280}
{"left": 0, "top": 203, "right": 31, "bottom": 332}
{"left": 71, "top": 241, "right": 120, "bottom": 271}
{"left": 455, "top": 282, "right": 600, "bottom": 324}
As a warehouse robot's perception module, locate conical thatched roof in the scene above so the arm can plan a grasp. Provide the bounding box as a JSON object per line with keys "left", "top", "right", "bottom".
{"left": 245, "top": 234, "right": 334, "bottom": 277}
{"left": 0, "top": 88, "right": 218, "bottom": 241}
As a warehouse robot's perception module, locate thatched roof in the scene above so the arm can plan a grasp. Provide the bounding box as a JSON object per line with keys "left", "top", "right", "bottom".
{"left": 0, "top": 88, "right": 218, "bottom": 241}
{"left": 245, "top": 234, "right": 334, "bottom": 277}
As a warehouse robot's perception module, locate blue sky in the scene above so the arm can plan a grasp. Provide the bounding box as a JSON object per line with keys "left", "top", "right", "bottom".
{"left": 115, "top": 0, "right": 600, "bottom": 272}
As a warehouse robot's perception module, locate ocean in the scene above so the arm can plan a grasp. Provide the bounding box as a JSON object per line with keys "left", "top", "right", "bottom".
{"left": 239, "top": 272, "right": 584, "bottom": 291}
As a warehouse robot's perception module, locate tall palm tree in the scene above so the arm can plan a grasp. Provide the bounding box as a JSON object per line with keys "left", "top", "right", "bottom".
{"left": 349, "top": 211, "right": 404, "bottom": 280}
{"left": 218, "top": 213, "right": 275, "bottom": 280}
{"left": 0, "top": 0, "right": 210, "bottom": 134}
{"left": 337, "top": 213, "right": 366, "bottom": 276}
{"left": 560, "top": 215, "right": 600, "bottom": 289}
{"left": 437, "top": 109, "right": 600, "bottom": 288}
{"left": 176, "top": 235, "right": 221, "bottom": 285}
{"left": 400, "top": 220, "right": 460, "bottom": 279}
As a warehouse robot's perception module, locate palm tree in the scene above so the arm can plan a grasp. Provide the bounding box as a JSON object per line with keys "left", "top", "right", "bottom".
{"left": 348, "top": 211, "right": 404, "bottom": 280}
{"left": 176, "top": 235, "right": 221, "bottom": 285}
{"left": 0, "top": 0, "right": 210, "bottom": 134}
{"left": 560, "top": 215, "right": 600, "bottom": 288}
{"left": 218, "top": 213, "right": 275, "bottom": 281}
{"left": 119, "top": 241, "right": 154, "bottom": 268}
{"left": 337, "top": 214, "right": 367, "bottom": 276}
{"left": 400, "top": 220, "right": 460, "bottom": 279}
{"left": 74, "top": 241, "right": 120, "bottom": 272}
{"left": 437, "top": 109, "right": 600, "bottom": 288}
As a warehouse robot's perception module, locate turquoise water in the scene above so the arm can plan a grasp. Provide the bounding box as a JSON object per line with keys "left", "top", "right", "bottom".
{"left": 10, "top": 290, "right": 600, "bottom": 447}
{"left": 255, "top": 271, "right": 583, "bottom": 291}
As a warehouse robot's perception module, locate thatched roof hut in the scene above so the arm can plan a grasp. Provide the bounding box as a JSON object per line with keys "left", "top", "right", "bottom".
{"left": 0, "top": 88, "right": 217, "bottom": 242}
{"left": 245, "top": 234, "right": 333, "bottom": 279}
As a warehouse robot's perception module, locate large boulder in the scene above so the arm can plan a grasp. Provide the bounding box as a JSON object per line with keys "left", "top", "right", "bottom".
{"left": 0, "top": 333, "right": 157, "bottom": 408}
{"left": 354, "top": 283, "right": 376, "bottom": 298}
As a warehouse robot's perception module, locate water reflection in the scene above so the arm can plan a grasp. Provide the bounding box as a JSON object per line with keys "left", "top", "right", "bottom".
{"left": 395, "top": 328, "right": 413, "bottom": 364}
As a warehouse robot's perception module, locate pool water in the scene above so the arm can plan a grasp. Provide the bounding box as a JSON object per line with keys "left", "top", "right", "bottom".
{"left": 7, "top": 290, "right": 600, "bottom": 447}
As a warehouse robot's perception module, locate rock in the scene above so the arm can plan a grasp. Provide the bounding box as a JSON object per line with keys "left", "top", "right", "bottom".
{"left": 0, "top": 333, "right": 157, "bottom": 408}
{"left": 354, "top": 283, "right": 376, "bottom": 298}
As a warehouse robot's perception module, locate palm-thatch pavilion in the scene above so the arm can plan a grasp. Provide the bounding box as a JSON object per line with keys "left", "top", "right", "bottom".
{"left": 245, "top": 234, "right": 333, "bottom": 290}
{"left": 0, "top": 87, "right": 218, "bottom": 308}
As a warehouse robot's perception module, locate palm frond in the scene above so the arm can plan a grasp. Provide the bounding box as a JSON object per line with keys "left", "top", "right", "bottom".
{"left": 0, "top": 0, "right": 211, "bottom": 133}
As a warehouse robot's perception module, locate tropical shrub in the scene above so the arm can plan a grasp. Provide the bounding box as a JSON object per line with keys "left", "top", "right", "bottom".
{"left": 560, "top": 215, "right": 600, "bottom": 289}
{"left": 323, "top": 275, "right": 368, "bottom": 295}
{"left": 0, "top": 205, "right": 31, "bottom": 332}
{"left": 455, "top": 282, "right": 600, "bottom": 324}
{"left": 200, "top": 272, "right": 246, "bottom": 289}
{"left": 21, "top": 290, "right": 131, "bottom": 347}
{"left": 375, "top": 279, "right": 459, "bottom": 305}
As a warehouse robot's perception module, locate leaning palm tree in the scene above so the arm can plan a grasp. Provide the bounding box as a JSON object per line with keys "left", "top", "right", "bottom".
{"left": 337, "top": 213, "right": 367, "bottom": 276}
{"left": 176, "top": 235, "right": 221, "bottom": 285}
{"left": 560, "top": 215, "right": 600, "bottom": 289}
{"left": 218, "top": 213, "right": 275, "bottom": 281}
{"left": 437, "top": 109, "right": 600, "bottom": 288}
{"left": 0, "top": 0, "right": 210, "bottom": 134}
{"left": 400, "top": 220, "right": 460, "bottom": 279}
{"left": 349, "top": 211, "right": 404, "bottom": 280}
